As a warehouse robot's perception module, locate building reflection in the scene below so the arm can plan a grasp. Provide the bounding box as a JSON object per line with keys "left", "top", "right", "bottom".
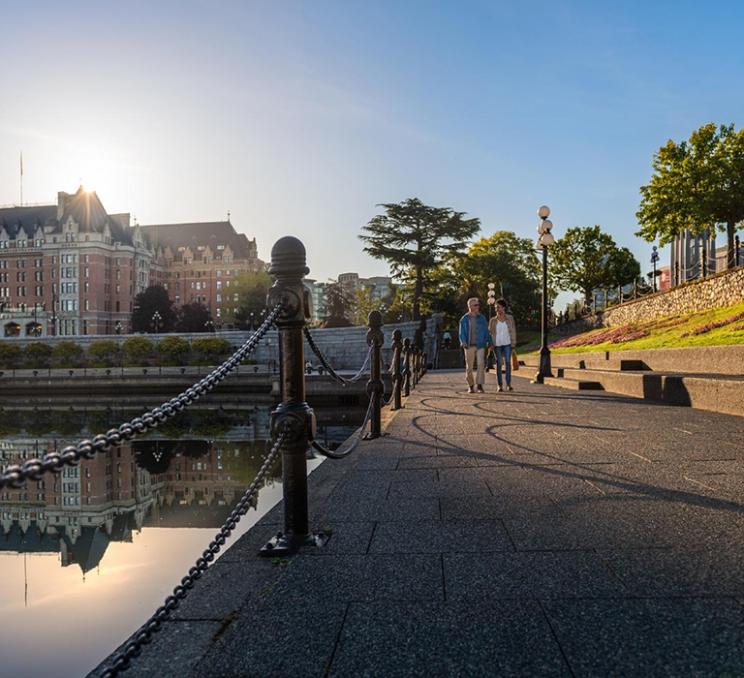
{"left": 0, "top": 435, "right": 273, "bottom": 572}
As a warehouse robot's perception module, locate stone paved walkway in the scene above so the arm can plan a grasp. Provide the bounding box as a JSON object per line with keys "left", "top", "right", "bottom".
{"left": 97, "top": 369, "right": 744, "bottom": 677}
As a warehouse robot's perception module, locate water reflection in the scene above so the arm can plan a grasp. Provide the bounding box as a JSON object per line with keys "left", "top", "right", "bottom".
{"left": 0, "top": 405, "right": 361, "bottom": 678}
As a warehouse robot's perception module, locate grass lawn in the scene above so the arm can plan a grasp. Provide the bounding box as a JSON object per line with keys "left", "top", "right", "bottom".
{"left": 524, "top": 301, "right": 744, "bottom": 355}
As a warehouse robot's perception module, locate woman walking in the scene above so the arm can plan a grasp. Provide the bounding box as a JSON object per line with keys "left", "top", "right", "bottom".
{"left": 488, "top": 298, "right": 517, "bottom": 392}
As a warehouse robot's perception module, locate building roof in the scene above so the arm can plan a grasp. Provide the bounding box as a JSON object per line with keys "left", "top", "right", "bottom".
{"left": 140, "top": 221, "right": 258, "bottom": 261}
{"left": 0, "top": 186, "right": 133, "bottom": 245}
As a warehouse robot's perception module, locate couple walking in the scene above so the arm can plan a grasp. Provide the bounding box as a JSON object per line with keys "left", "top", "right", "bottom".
{"left": 459, "top": 297, "right": 517, "bottom": 393}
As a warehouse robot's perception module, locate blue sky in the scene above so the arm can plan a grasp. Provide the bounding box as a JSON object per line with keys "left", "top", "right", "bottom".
{"left": 1, "top": 1, "right": 743, "bottom": 299}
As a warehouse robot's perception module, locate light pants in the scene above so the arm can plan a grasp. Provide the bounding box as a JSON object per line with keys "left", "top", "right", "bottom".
{"left": 464, "top": 346, "right": 485, "bottom": 388}
{"left": 493, "top": 344, "right": 512, "bottom": 386}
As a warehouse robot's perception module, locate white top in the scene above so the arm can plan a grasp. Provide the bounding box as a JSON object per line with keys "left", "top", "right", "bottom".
{"left": 494, "top": 319, "right": 511, "bottom": 347}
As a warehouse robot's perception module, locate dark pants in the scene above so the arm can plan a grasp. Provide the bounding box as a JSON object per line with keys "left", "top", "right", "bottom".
{"left": 494, "top": 345, "right": 512, "bottom": 386}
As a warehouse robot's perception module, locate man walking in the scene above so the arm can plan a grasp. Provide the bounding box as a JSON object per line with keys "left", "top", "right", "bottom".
{"left": 459, "top": 297, "right": 492, "bottom": 393}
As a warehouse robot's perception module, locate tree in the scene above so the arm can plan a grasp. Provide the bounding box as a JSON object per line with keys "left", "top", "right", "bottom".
{"left": 360, "top": 198, "right": 480, "bottom": 319}
{"left": 132, "top": 285, "right": 177, "bottom": 333}
{"left": 443, "top": 231, "right": 542, "bottom": 325}
{"left": 177, "top": 302, "right": 212, "bottom": 333}
{"left": 637, "top": 123, "right": 744, "bottom": 269}
{"left": 320, "top": 281, "right": 354, "bottom": 327}
{"left": 550, "top": 226, "right": 640, "bottom": 305}
{"left": 353, "top": 287, "right": 377, "bottom": 326}
{"left": 227, "top": 271, "right": 272, "bottom": 328}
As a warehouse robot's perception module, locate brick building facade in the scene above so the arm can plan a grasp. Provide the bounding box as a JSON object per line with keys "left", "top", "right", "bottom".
{"left": 0, "top": 187, "right": 264, "bottom": 336}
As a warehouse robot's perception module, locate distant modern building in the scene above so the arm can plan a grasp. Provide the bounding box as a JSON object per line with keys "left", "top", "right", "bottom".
{"left": 0, "top": 187, "right": 265, "bottom": 336}
{"left": 337, "top": 272, "right": 393, "bottom": 301}
{"left": 669, "top": 229, "right": 743, "bottom": 286}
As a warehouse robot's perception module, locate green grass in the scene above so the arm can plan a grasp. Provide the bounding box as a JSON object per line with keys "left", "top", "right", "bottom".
{"left": 525, "top": 301, "right": 744, "bottom": 355}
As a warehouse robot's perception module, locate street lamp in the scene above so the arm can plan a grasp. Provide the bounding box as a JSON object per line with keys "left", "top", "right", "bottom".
{"left": 115, "top": 321, "right": 123, "bottom": 335}
{"left": 151, "top": 310, "right": 162, "bottom": 334}
{"left": 205, "top": 319, "right": 215, "bottom": 333}
{"left": 533, "top": 205, "right": 555, "bottom": 384}
{"left": 651, "top": 246, "right": 659, "bottom": 292}
{"left": 249, "top": 311, "right": 255, "bottom": 330}
{"left": 487, "top": 283, "right": 497, "bottom": 318}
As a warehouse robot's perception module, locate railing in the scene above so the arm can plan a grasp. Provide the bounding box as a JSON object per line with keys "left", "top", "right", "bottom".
{"left": 0, "top": 235, "right": 430, "bottom": 677}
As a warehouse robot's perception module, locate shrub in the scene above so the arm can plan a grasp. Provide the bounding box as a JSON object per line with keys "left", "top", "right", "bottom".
{"left": 88, "top": 340, "right": 121, "bottom": 367}
{"left": 51, "top": 341, "right": 84, "bottom": 368}
{"left": 191, "top": 337, "right": 232, "bottom": 365}
{"left": 0, "top": 343, "right": 22, "bottom": 370}
{"left": 157, "top": 336, "right": 191, "bottom": 366}
{"left": 24, "top": 342, "right": 53, "bottom": 369}
{"left": 122, "top": 336, "right": 155, "bottom": 366}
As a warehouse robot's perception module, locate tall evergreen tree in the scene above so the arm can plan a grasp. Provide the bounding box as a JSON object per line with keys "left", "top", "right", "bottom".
{"left": 360, "top": 198, "right": 480, "bottom": 319}
{"left": 131, "top": 285, "right": 177, "bottom": 333}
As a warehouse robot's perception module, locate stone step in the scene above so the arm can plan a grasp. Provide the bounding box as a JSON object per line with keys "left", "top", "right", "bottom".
{"left": 541, "top": 376, "right": 604, "bottom": 390}
{"left": 520, "top": 355, "right": 649, "bottom": 372}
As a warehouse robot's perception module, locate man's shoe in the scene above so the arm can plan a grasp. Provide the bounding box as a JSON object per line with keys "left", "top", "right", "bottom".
{"left": 507, "top": 385, "right": 514, "bottom": 391}
{"left": 467, "top": 386, "right": 475, "bottom": 394}
{"left": 497, "top": 385, "right": 504, "bottom": 392}
{"left": 476, "top": 385, "right": 484, "bottom": 393}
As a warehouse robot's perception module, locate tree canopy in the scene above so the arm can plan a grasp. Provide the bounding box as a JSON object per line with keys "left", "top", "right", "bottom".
{"left": 226, "top": 271, "right": 272, "bottom": 329}
{"left": 637, "top": 123, "right": 744, "bottom": 268}
{"left": 359, "top": 198, "right": 480, "bottom": 319}
{"left": 320, "top": 281, "right": 354, "bottom": 327}
{"left": 550, "top": 226, "right": 640, "bottom": 305}
{"left": 131, "top": 285, "right": 177, "bottom": 333}
{"left": 176, "top": 302, "right": 213, "bottom": 333}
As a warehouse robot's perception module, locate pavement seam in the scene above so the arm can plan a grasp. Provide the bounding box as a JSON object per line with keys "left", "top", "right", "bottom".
{"left": 323, "top": 602, "right": 351, "bottom": 678}
{"left": 441, "top": 553, "right": 447, "bottom": 602}
{"left": 536, "top": 597, "right": 577, "bottom": 678}
{"left": 365, "top": 522, "right": 378, "bottom": 554}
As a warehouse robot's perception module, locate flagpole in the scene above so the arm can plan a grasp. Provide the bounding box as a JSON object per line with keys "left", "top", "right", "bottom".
{"left": 20, "top": 151, "right": 23, "bottom": 206}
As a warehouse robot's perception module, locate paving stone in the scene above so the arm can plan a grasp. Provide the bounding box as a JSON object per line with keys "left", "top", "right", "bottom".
{"left": 318, "top": 496, "right": 440, "bottom": 521}
{"left": 330, "top": 600, "right": 570, "bottom": 677}
{"left": 444, "top": 551, "right": 624, "bottom": 599}
{"left": 543, "top": 598, "right": 744, "bottom": 677}
{"left": 597, "top": 548, "right": 744, "bottom": 596}
{"left": 388, "top": 478, "right": 492, "bottom": 498}
{"left": 440, "top": 494, "right": 559, "bottom": 520}
{"left": 369, "top": 519, "right": 512, "bottom": 554}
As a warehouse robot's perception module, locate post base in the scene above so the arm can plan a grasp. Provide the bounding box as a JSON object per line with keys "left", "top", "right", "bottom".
{"left": 531, "top": 372, "right": 544, "bottom": 384}
{"left": 363, "top": 431, "right": 386, "bottom": 440}
{"left": 259, "top": 530, "right": 330, "bottom": 557}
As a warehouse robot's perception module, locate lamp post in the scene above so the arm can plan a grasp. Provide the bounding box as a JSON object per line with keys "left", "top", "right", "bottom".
{"left": 205, "top": 319, "right": 215, "bottom": 333}
{"left": 249, "top": 311, "right": 255, "bottom": 330}
{"left": 532, "top": 205, "right": 555, "bottom": 384}
{"left": 115, "top": 321, "right": 123, "bottom": 335}
{"left": 651, "top": 246, "right": 659, "bottom": 292}
{"left": 151, "top": 310, "right": 162, "bottom": 334}
{"left": 486, "top": 282, "right": 496, "bottom": 318}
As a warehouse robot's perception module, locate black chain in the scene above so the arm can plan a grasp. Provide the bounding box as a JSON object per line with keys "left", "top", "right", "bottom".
{"left": 98, "top": 428, "right": 287, "bottom": 678}
{"left": 311, "top": 396, "right": 374, "bottom": 459}
{"left": 303, "top": 326, "right": 350, "bottom": 386}
{"left": 0, "top": 304, "right": 283, "bottom": 490}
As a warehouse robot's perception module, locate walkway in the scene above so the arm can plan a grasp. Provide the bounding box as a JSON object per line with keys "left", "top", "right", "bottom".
{"left": 95, "top": 370, "right": 744, "bottom": 677}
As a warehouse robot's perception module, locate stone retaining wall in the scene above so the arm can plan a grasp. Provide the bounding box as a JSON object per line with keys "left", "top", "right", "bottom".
{"left": 602, "top": 265, "right": 744, "bottom": 326}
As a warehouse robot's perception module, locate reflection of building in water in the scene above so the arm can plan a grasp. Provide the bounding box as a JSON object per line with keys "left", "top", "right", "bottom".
{"left": 0, "top": 437, "right": 272, "bottom": 568}
{"left": 0, "top": 438, "right": 158, "bottom": 572}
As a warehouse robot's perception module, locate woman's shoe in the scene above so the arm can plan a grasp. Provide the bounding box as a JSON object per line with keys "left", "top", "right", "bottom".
{"left": 497, "top": 385, "right": 504, "bottom": 392}
{"left": 507, "top": 385, "right": 514, "bottom": 391}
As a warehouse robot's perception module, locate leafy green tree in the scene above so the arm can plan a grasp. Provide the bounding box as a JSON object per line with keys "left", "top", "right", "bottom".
{"left": 51, "top": 341, "right": 84, "bottom": 368}
{"left": 157, "top": 336, "right": 191, "bottom": 366}
{"left": 360, "top": 198, "right": 480, "bottom": 319}
{"left": 320, "top": 281, "right": 354, "bottom": 327}
{"left": 637, "top": 123, "right": 744, "bottom": 268}
{"left": 87, "top": 340, "right": 121, "bottom": 367}
{"left": 191, "top": 337, "right": 231, "bottom": 365}
{"left": 24, "top": 343, "right": 52, "bottom": 369}
{"left": 353, "top": 287, "right": 377, "bottom": 326}
{"left": 226, "top": 271, "right": 272, "bottom": 328}
{"left": 551, "top": 226, "right": 640, "bottom": 306}
{"left": 445, "top": 231, "right": 541, "bottom": 325}
{"left": 176, "top": 302, "right": 212, "bottom": 333}
{"left": 122, "top": 336, "right": 155, "bottom": 366}
{"left": 0, "top": 343, "right": 22, "bottom": 369}
{"left": 132, "top": 285, "right": 177, "bottom": 333}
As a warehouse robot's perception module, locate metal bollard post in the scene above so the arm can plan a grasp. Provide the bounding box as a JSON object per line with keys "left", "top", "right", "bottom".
{"left": 391, "top": 329, "right": 403, "bottom": 410}
{"left": 260, "top": 236, "right": 328, "bottom": 556}
{"left": 403, "top": 337, "right": 412, "bottom": 396}
{"left": 365, "top": 310, "right": 384, "bottom": 439}
{"left": 411, "top": 346, "right": 418, "bottom": 387}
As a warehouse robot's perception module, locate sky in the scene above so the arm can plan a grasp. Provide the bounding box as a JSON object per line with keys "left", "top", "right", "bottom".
{"left": 1, "top": 0, "right": 743, "bottom": 301}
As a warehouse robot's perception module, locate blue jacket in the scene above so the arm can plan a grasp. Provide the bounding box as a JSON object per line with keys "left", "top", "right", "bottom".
{"left": 459, "top": 313, "right": 492, "bottom": 349}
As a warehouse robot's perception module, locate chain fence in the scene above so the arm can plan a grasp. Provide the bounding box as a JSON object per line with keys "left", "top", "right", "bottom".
{"left": 98, "top": 428, "right": 287, "bottom": 678}
{"left": 303, "top": 326, "right": 372, "bottom": 385}
{"left": 0, "top": 303, "right": 283, "bottom": 490}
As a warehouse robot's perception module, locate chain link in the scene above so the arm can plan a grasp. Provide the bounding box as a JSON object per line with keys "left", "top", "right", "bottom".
{"left": 303, "top": 327, "right": 372, "bottom": 386}
{"left": 0, "top": 303, "right": 283, "bottom": 491}
{"left": 311, "top": 396, "right": 374, "bottom": 459}
{"left": 98, "top": 428, "right": 287, "bottom": 678}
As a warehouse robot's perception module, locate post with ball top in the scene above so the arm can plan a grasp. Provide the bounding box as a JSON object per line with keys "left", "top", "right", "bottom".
{"left": 532, "top": 205, "right": 555, "bottom": 384}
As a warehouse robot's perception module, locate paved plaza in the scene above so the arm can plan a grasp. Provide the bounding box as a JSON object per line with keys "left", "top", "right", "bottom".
{"left": 100, "top": 369, "right": 744, "bottom": 677}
